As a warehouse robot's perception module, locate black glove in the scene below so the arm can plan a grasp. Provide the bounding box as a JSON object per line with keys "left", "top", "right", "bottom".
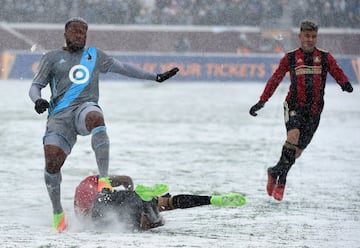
{"left": 156, "top": 67, "right": 179, "bottom": 82}
{"left": 340, "top": 82, "right": 353, "bottom": 93}
{"left": 34, "top": 98, "right": 49, "bottom": 114}
{"left": 249, "top": 101, "right": 265, "bottom": 116}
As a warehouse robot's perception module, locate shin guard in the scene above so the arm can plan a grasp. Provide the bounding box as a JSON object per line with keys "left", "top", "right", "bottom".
{"left": 44, "top": 171, "right": 63, "bottom": 214}
{"left": 91, "top": 126, "right": 109, "bottom": 178}
{"left": 170, "top": 195, "right": 211, "bottom": 209}
{"left": 272, "top": 141, "right": 297, "bottom": 184}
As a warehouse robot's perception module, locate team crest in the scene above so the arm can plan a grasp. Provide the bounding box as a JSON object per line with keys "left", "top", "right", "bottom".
{"left": 69, "top": 64, "right": 90, "bottom": 84}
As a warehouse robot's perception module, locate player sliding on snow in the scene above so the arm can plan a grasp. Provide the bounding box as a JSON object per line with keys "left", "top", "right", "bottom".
{"left": 74, "top": 175, "right": 246, "bottom": 230}
{"left": 249, "top": 20, "right": 353, "bottom": 201}
{"left": 29, "top": 17, "right": 179, "bottom": 232}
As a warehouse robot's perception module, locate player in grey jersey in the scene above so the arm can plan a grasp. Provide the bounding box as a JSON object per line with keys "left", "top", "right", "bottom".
{"left": 28, "top": 17, "right": 179, "bottom": 232}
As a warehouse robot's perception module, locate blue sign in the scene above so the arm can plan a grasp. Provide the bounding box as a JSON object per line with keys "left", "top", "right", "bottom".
{"left": 2, "top": 52, "right": 360, "bottom": 84}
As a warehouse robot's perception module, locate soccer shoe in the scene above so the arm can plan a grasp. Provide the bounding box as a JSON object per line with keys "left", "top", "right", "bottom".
{"left": 272, "top": 183, "right": 285, "bottom": 201}
{"left": 267, "top": 168, "right": 277, "bottom": 196}
{"left": 53, "top": 212, "right": 66, "bottom": 232}
{"left": 98, "top": 177, "right": 113, "bottom": 192}
{"left": 210, "top": 193, "right": 246, "bottom": 207}
{"left": 135, "top": 184, "right": 169, "bottom": 201}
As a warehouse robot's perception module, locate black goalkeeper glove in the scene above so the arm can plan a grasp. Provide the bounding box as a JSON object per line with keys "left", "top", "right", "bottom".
{"left": 249, "top": 101, "right": 265, "bottom": 116}
{"left": 34, "top": 98, "right": 49, "bottom": 114}
{"left": 156, "top": 67, "right": 179, "bottom": 82}
{"left": 340, "top": 82, "right": 353, "bottom": 93}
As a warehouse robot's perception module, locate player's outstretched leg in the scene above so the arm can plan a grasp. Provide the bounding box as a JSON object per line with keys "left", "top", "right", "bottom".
{"left": 210, "top": 193, "right": 246, "bottom": 207}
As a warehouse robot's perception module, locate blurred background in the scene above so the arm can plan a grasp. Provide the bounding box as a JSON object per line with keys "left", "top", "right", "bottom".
{"left": 0, "top": 0, "right": 359, "bottom": 53}
{"left": 1, "top": 0, "right": 358, "bottom": 27}
{"left": 0, "top": 0, "right": 359, "bottom": 81}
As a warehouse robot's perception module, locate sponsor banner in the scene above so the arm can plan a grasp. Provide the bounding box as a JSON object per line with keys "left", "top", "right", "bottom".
{"left": 0, "top": 52, "right": 17, "bottom": 80}
{"left": 2, "top": 52, "right": 360, "bottom": 83}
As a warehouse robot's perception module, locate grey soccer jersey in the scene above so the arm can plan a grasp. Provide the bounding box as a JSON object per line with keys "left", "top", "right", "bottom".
{"left": 31, "top": 47, "right": 157, "bottom": 116}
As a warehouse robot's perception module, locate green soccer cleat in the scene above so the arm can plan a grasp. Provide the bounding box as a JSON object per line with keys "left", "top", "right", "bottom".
{"left": 210, "top": 193, "right": 246, "bottom": 207}
{"left": 135, "top": 184, "right": 169, "bottom": 201}
{"left": 53, "top": 212, "right": 66, "bottom": 232}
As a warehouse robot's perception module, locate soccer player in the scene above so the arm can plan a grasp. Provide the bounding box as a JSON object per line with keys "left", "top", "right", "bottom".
{"left": 74, "top": 175, "right": 246, "bottom": 230}
{"left": 249, "top": 20, "right": 353, "bottom": 201}
{"left": 28, "top": 17, "right": 179, "bottom": 232}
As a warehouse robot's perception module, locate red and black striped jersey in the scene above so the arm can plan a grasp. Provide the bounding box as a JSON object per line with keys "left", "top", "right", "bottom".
{"left": 259, "top": 47, "right": 349, "bottom": 116}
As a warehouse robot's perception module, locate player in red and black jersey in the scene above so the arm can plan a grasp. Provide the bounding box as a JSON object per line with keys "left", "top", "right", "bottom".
{"left": 249, "top": 20, "right": 353, "bottom": 201}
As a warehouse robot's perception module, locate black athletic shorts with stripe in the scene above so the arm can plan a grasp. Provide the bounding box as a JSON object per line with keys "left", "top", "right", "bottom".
{"left": 284, "top": 101, "right": 321, "bottom": 150}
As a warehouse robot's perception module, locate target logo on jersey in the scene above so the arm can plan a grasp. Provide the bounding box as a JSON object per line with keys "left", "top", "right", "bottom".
{"left": 69, "top": 64, "right": 90, "bottom": 84}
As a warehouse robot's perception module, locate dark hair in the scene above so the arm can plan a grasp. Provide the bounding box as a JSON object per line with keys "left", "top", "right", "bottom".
{"left": 300, "top": 20, "right": 318, "bottom": 32}
{"left": 65, "top": 17, "right": 88, "bottom": 31}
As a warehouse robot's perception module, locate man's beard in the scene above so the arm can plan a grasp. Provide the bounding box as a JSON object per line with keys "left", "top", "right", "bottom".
{"left": 66, "top": 39, "right": 85, "bottom": 52}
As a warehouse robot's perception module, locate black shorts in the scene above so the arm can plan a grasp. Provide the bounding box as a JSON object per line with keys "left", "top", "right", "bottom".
{"left": 284, "top": 102, "right": 321, "bottom": 150}
{"left": 91, "top": 190, "right": 160, "bottom": 230}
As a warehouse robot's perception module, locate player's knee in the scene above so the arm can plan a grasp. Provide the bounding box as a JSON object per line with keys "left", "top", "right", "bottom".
{"left": 284, "top": 139, "right": 303, "bottom": 158}
{"left": 85, "top": 111, "right": 105, "bottom": 131}
{"left": 287, "top": 129, "right": 300, "bottom": 143}
{"left": 44, "top": 144, "right": 66, "bottom": 173}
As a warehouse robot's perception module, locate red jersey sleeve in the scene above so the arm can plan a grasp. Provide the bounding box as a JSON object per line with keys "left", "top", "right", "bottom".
{"left": 327, "top": 52, "right": 349, "bottom": 85}
{"left": 260, "top": 55, "right": 289, "bottom": 103}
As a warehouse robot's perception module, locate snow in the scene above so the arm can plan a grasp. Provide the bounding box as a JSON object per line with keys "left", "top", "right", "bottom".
{"left": 0, "top": 80, "right": 359, "bottom": 248}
